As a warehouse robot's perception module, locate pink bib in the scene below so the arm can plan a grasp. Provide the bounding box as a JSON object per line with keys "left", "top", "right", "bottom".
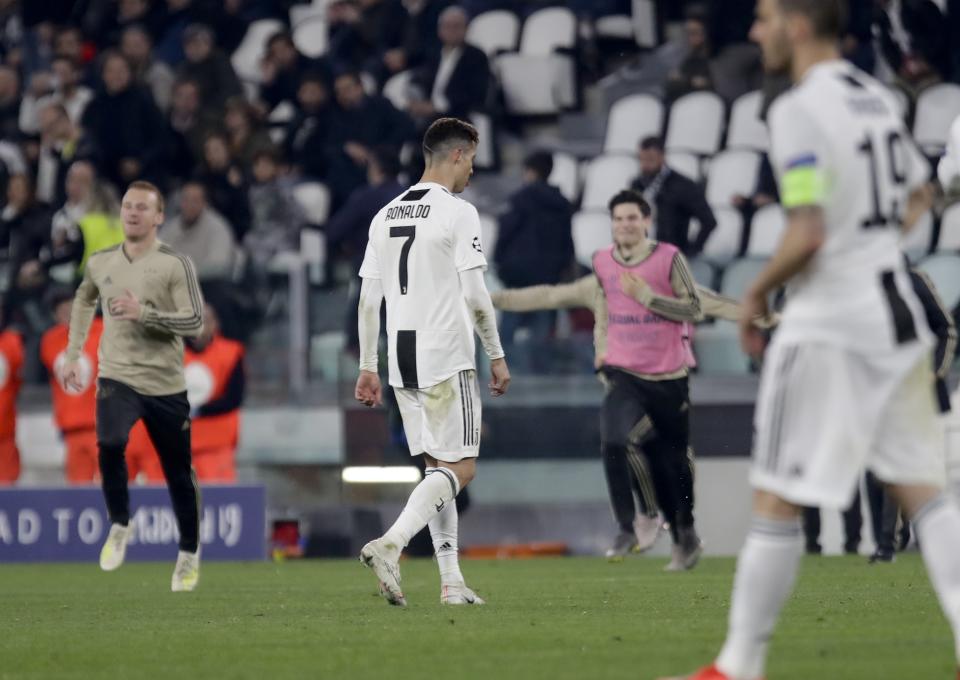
{"left": 594, "top": 243, "right": 688, "bottom": 375}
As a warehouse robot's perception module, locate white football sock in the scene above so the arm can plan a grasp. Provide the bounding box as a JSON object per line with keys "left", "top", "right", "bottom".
{"left": 382, "top": 467, "right": 460, "bottom": 553}
{"left": 429, "top": 498, "right": 463, "bottom": 586}
{"left": 913, "top": 495, "right": 960, "bottom": 662}
{"left": 716, "top": 516, "right": 803, "bottom": 680}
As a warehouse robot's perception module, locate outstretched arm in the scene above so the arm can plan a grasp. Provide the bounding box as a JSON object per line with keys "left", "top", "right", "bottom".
{"left": 491, "top": 274, "right": 601, "bottom": 312}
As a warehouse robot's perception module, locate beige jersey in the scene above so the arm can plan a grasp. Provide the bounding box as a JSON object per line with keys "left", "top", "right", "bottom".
{"left": 67, "top": 239, "right": 204, "bottom": 396}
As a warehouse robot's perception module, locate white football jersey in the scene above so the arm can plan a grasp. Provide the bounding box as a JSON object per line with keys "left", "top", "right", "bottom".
{"left": 768, "top": 60, "right": 933, "bottom": 353}
{"left": 359, "top": 181, "right": 487, "bottom": 389}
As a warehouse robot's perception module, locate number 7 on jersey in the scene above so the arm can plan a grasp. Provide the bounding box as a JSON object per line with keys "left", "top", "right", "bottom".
{"left": 390, "top": 225, "right": 416, "bottom": 295}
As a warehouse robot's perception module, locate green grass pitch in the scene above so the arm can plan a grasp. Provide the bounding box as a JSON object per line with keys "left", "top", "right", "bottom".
{"left": 0, "top": 555, "right": 954, "bottom": 679}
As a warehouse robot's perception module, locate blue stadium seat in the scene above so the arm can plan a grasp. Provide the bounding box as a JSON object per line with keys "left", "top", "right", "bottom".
{"left": 917, "top": 253, "right": 960, "bottom": 310}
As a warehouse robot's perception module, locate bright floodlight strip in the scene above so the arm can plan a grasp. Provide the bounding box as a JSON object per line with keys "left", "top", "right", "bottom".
{"left": 341, "top": 466, "right": 422, "bottom": 484}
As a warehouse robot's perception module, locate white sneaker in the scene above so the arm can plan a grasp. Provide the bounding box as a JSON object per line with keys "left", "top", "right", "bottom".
{"left": 633, "top": 513, "right": 662, "bottom": 552}
{"left": 360, "top": 538, "right": 406, "bottom": 607}
{"left": 171, "top": 550, "right": 200, "bottom": 592}
{"left": 441, "top": 582, "right": 485, "bottom": 605}
{"left": 99, "top": 523, "right": 130, "bottom": 571}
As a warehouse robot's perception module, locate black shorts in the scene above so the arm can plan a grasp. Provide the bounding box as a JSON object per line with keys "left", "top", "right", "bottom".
{"left": 599, "top": 367, "right": 689, "bottom": 450}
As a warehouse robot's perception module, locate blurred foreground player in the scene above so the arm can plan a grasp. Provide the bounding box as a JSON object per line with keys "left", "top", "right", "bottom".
{"left": 668, "top": 1, "right": 960, "bottom": 678}
{"left": 63, "top": 181, "right": 205, "bottom": 592}
{"left": 0, "top": 317, "right": 22, "bottom": 484}
{"left": 356, "top": 118, "right": 510, "bottom": 606}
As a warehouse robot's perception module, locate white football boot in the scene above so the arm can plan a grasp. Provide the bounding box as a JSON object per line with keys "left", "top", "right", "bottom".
{"left": 441, "top": 582, "right": 486, "bottom": 605}
{"left": 171, "top": 550, "right": 200, "bottom": 592}
{"left": 360, "top": 538, "right": 406, "bottom": 607}
{"left": 99, "top": 523, "right": 130, "bottom": 572}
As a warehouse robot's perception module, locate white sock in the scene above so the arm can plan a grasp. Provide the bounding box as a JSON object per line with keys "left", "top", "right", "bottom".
{"left": 383, "top": 467, "right": 460, "bottom": 552}
{"left": 429, "top": 500, "right": 464, "bottom": 586}
{"left": 913, "top": 495, "right": 960, "bottom": 662}
{"left": 716, "top": 516, "right": 803, "bottom": 680}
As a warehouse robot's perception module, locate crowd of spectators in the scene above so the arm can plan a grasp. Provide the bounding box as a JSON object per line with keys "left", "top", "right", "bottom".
{"left": 0, "top": 0, "right": 955, "bottom": 384}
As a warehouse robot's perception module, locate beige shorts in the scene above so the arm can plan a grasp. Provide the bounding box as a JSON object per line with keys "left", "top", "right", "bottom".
{"left": 395, "top": 370, "right": 481, "bottom": 463}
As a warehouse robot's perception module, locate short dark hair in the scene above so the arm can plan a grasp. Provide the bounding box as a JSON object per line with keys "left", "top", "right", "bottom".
{"left": 266, "top": 30, "right": 294, "bottom": 50}
{"left": 523, "top": 151, "right": 553, "bottom": 181}
{"left": 639, "top": 136, "right": 664, "bottom": 152}
{"left": 370, "top": 146, "right": 401, "bottom": 178}
{"left": 608, "top": 189, "right": 651, "bottom": 217}
{"left": 779, "top": 0, "right": 846, "bottom": 39}
{"left": 126, "top": 180, "right": 165, "bottom": 213}
{"left": 252, "top": 146, "right": 282, "bottom": 165}
{"left": 422, "top": 117, "right": 479, "bottom": 161}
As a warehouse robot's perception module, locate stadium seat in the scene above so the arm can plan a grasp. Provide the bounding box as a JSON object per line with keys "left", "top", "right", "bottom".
{"left": 706, "top": 150, "right": 761, "bottom": 209}
{"left": 479, "top": 213, "right": 499, "bottom": 256}
{"left": 580, "top": 155, "right": 640, "bottom": 210}
{"left": 720, "top": 257, "right": 768, "bottom": 300}
{"left": 550, "top": 151, "right": 580, "bottom": 203}
{"left": 745, "top": 204, "right": 785, "bottom": 257}
{"left": 231, "top": 19, "right": 285, "bottom": 83}
{"left": 519, "top": 7, "right": 576, "bottom": 56}
{"left": 290, "top": 3, "right": 326, "bottom": 28}
{"left": 917, "top": 253, "right": 960, "bottom": 310}
{"left": 382, "top": 69, "right": 414, "bottom": 111}
{"left": 726, "top": 90, "right": 768, "bottom": 151}
{"left": 572, "top": 211, "right": 612, "bottom": 267}
{"left": 937, "top": 202, "right": 960, "bottom": 252}
{"left": 497, "top": 53, "right": 572, "bottom": 115}
{"left": 665, "top": 91, "right": 726, "bottom": 156}
{"left": 603, "top": 94, "right": 664, "bottom": 154}
{"left": 913, "top": 83, "right": 960, "bottom": 154}
{"left": 466, "top": 10, "right": 520, "bottom": 58}
{"left": 293, "top": 182, "right": 331, "bottom": 226}
{"left": 665, "top": 151, "right": 700, "bottom": 182}
{"left": 594, "top": 14, "right": 634, "bottom": 41}
{"left": 300, "top": 227, "right": 327, "bottom": 286}
{"left": 902, "top": 210, "right": 934, "bottom": 260}
{"left": 700, "top": 207, "right": 744, "bottom": 264}
{"left": 631, "top": 0, "right": 659, "bottom": 48}
{"left": 692, "top": 320, "right": 751, "bottom": 374}
{"left": 471, "top": 112, "right": 496, "bottom": 170}
{"left": 293, "top": 18, "right": 328, "bottom": 58}
{"left": 688, "top": 257, "right": 716, "bottom": 288}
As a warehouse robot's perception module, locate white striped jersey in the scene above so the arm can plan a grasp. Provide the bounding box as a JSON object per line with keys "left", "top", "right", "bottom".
{"left": 359, "top": 181, "right": 487, "bottom": 389}
{"left": 768, "top": 60, "right": 932, "bottom": 353}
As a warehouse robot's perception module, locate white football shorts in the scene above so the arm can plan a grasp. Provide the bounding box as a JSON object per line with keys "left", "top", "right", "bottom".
{"left": 395, "top": 369, "right": 481, "bottom": 462}
{"left": 751, "top": 339, "right": 946, "bottom": 509}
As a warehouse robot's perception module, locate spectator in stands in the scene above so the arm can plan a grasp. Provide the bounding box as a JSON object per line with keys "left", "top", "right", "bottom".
{"left": 802, "top": 499, "right": 862, "bottom": 555}
{"left": 841, "top": 0, "right": 875, "bottom": 74}
{"left": 42, "top": 161, "right": 123, "bottom": 284}
{"left": 0, "top": 175, "right": 55, "bottom": 332}
{"left": 165, "top": 78, "right": 217, "bottom": 183}
{"left": 120, "top": 24, "right": 176, "bottom": 112}
{"left": 224, "top": 97, "right": 273, "bottom": 167}
{"left": 162, "top": 180, "right": 239, "bottom": 281}
{"left": 408, "top": 6, "right": 490, "bottom": 123}
{"left": 19, "top": 56, "right": 94, "bottom": 136}
{"left": 327, "top": 0, "right": 406, "bottom": 76}
{"left": 388, "top": 0, "right": 453, "bottom": 77}
{"left": 259, "top": 30, "right": 333, "bottom": 111}
{"left": 732, "top": 154, "right": 778, "bottom": 227}
{"left": 494, "top": 151, "right": 574, "bottom": 372}
{"left": 184, "top": 302, "right": 245, "bottom": 482}
{"left": 176, "top": 23, "right": 243, "bottom": 113}
{"left": 36, "top": 102, "right": 98, "bottom": 207}
{"left": 88, "top": 0, "right": 165, "bottom": 48}
{"left": 0, "top": 314, "right": 23, "bottom": 484}
{"left": 327, "top": 146, "right": 403, "bottom": 273}
{"left": 245, "top": 148, "right": 306, "bottom": 270}
{"left": 875, "top": 0, "right": 949, "bottom": 94}
{"left": 664, "top": 7, "right": 714, "bottom": 102}
{"left": 52, "top": 26, "right": 85, "bottom": 66}
{"left": 81, "top": 50, "right": 165, "bottom": 190}
{"left": 285, "top": 73, "right": 332, "bottom": 180}
{"left": 630, "top": 136, "right": 716, "bottom": 257}
{"left": 195, "top": 131, "right": 251, "bottom": 240}
{"left": 325, "top": 70, "right": 414, "bottom": 206}
{"left": 0, "top": 65, "right": 21, "bottom": 140}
